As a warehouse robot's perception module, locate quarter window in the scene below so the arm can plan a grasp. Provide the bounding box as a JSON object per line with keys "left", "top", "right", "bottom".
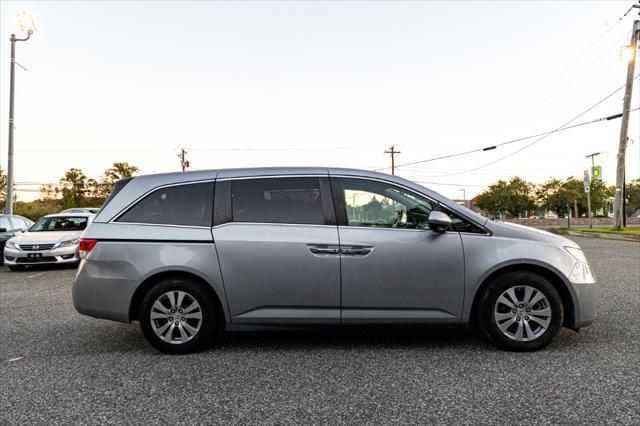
{"left": 118, "top": 182, "right": 213, "bottom": 227}
{"left": 444, "top": 209, "right": 486, "bottom": 234}
{"left": 340, "top": 178, "right": 433, "bottom": 229}
{"left": 231, "top": 178, "right": 325, "bottom": 225}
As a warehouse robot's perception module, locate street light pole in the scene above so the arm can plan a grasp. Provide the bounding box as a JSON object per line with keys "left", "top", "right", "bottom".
{"left": 5, "top": 13, "right": 35, "bottom": 214}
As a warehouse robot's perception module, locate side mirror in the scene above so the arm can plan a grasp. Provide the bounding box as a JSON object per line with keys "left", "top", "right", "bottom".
{"left": 428, "top": 211, "right": 452, "bottom": 233}
{"left": 0, "top": 228, "right": 6, "bottom": 233}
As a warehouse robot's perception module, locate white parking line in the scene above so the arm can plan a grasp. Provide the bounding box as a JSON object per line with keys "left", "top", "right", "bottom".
{"left": 27, "top": 272, "right": 46, "bottom": 279}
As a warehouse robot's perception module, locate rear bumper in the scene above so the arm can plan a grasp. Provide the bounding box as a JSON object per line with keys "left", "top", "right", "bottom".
{"left": 4, "top": 245, "right": 80, "bottom": 265}
{"left": 72, "top": 259, "right": 138, "bottom": 323}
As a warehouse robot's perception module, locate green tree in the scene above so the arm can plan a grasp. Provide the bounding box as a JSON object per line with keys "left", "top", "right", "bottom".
{"left": 536, "top": 178, "right": 566, "bottom": 217}
{"left": 0, "top": 167, "right": 6, "bottom": 209}
{"left": 39, "top": 183, "right": 60, "bottom": 211}
{"left": 362, "top": 196, "right": 384, "bottom": 221}
{"left": 58, "top": 168, "right": 90, "bottom": 209}
{"left": 475, "top": 177, "right": 536, "bottom": 218}
{"left": 627, "top": 179, "right": 640, "bottom": 216}
{"left": 536, "top": 176, "right": 613, "bottom": 218}
{"left": 589, "top": 178, "right": 614, "bottom": 213}
{"left": 96, "top": 162, "right": 139, "bottom": 198}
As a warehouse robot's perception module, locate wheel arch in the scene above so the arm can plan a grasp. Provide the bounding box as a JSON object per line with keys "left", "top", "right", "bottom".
{"left": 129, "top": 269, "right": 227, "bottom": 326}
{"left": 469, "top": 263, "right": 576, "bottom": 328}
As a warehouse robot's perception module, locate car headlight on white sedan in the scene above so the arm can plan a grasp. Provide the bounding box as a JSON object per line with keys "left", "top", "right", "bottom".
{"left": 5, "top": 240, "right": 18, "bottom": 249}
{"left": 56, "top": 238, "right": 80, "bottom": 248}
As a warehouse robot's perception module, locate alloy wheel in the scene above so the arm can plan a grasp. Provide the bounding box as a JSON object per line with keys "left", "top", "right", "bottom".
{"left": 493, "top": 285, "right": 551, "bottom": 342}
{"left": 150, "top": 290, "right": 203, "bottom": 344}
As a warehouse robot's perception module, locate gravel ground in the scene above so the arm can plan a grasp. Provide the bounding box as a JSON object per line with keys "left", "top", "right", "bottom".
{"left": 1, "top": 236, "right": 638, "bottom": 424}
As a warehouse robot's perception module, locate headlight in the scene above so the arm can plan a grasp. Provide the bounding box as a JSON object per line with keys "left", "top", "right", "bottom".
{"left": 5, "top": 241, "right": 17, "bottom": 249}
{"left": 56, "top": 238, "right": 80, "bottom": 248}
{"left": 564, "top": 246, "right": 588, "bottom": 264}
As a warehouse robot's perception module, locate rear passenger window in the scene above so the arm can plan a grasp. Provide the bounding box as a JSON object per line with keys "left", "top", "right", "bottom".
{"left": 118, "top": 182, "right": 213, "bottom": 227}
{"left": 231, "top": 178, "right": 325, "bottom": 225}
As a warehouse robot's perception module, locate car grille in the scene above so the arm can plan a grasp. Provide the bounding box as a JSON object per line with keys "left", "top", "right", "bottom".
{"left": 19, "top": 243, "right": 55, "bottom": 251}
{"left": 17, "top": 256, "right": 57, "bottom": 264}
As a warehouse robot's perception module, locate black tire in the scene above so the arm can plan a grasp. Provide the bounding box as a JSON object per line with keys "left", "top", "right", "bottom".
{"left": 8, "top": 265, "right": 25, "bottom": 272}
{"left": 139, "top": 276, "right": 220, "bottom": 354}
{"left": 477, "top": 271, "right": 563, "bottom": 351}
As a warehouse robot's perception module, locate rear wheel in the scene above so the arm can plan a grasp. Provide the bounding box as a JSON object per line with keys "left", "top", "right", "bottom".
{"left": 477, "top": 271, "right": 563, "bottom": 351}
{"left": 139, "top": 277, "right": 220, "bottom": 354}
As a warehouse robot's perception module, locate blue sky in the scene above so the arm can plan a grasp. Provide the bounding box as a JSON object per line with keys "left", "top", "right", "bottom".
{"left": 1, "top": 0, "right": 638, "bottom": 200}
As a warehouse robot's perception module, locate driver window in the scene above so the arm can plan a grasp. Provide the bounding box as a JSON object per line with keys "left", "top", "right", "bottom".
{"left": 341, "top": 178, "right": 433, "bottom": 229}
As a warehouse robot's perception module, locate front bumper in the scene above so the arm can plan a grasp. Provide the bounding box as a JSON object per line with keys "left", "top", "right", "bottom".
{"left": 570, "top": 282, "right": 598, "bottom": 329}
{"left": 567, "top": 261, "right": 598, "bottom": 329}
{"left": 3, "top": 245, "right": 80, "bottom": 266}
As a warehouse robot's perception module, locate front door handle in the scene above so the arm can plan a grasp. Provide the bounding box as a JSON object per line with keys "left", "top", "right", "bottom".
{"left": 308, "top": 245, "right": 340, "bottom": 255}
{"left": 341, "top": 246, "right": 373, "bottom": 256}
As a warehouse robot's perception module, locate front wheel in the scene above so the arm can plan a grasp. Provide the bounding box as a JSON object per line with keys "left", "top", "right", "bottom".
{"left": 477, "top": 271, "right": 563, "bottom": 351}
{"left": 139, "top": 277, "right": 220, "bottom": 354}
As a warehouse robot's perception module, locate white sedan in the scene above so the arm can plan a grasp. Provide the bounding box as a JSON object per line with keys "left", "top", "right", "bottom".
{"left": 3, "top": 213, "right": 94, "bottom": 271}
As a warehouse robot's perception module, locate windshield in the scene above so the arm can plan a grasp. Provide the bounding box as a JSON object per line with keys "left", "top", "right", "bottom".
{"left": 29, "top": 216, "right": 88, "bottom": 232}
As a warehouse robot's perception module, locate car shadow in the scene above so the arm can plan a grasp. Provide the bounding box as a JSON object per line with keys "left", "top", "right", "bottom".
{"left": 4, "top": 320, "right": 585, "bottom": 359}
{"left": 84, "top": 324, "right": 495, "bottom": 354}
{"left": 218, "top": 327, "right": 490, "bottom": 351}
{"left": 3, "top": 263, "right": 79, "bottom": 272}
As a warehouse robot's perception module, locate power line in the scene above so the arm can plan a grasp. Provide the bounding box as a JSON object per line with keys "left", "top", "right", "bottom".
{"left": 430, "top": 76, "right": 640, "bottom": 178}
{"left": 376, "top": 105, "right": 639, "bottom": 172}
{"left": 504, "top": 4, "right": 632, "bottom": 115}
{"left": 15, "top": 144, "right": 387, "bottom": 153}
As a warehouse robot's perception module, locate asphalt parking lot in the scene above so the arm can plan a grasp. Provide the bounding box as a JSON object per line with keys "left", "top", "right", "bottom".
{"left": 1, "top": 236, "right": 638, "bottom": 424}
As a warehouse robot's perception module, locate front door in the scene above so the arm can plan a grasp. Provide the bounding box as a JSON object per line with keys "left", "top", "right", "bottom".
{"left": 213, "top": 176, "right": 341, "bottom": 324}
{"left": 333, "top": 177, "right": 465, "bottom": 323}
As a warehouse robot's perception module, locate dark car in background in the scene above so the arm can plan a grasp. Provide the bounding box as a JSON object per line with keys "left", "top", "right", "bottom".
{"left": 0, "top": 214, "right": 34, "bottom": 264}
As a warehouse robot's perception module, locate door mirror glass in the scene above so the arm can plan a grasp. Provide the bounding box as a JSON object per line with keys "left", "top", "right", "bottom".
{"left": 428, "top": 211, "right": 452, "bottom": 233}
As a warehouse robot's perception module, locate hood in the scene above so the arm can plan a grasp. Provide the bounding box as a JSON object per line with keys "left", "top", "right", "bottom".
{"left": 486, "top": 221, "right": 578, "bottom": 248}
{"left": 9, "top": 230, "right": 83, "bottom": 244}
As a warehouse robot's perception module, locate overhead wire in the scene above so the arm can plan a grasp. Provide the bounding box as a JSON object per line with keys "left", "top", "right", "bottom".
{"left": 427, "top": 76, "right": 639, "bottom": 178}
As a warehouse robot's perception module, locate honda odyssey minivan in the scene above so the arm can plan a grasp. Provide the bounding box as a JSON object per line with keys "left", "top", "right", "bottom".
{"left": 72, "top": 168, "right": 597, "bottom": 354}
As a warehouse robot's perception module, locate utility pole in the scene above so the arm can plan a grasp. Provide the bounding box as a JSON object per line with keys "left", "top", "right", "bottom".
{"left": 460, "top": 188, "right": 466, "bottom": 208}
{"left": 585, "top": 152, "right": 600, "bottom": 228}
{"left": 384, "top": 145, "right": 400, "bottom": 175}
{"left": 178, "top": 148, "right": 189, "bottom": 172}
{"left": 5, "top": 14, "right": 35, "bottom": 214}
{"left": 613, "top": 16, "right": 639, "bottom": 229}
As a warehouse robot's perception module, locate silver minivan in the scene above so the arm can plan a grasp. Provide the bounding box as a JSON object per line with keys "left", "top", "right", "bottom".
{"left": 72, "top": 168, "right": 597, "bottom": 354}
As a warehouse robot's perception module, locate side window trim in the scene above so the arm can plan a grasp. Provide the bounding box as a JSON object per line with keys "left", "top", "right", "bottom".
{"left": 113, "top": 180, "right": 215, "bottom": 228}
